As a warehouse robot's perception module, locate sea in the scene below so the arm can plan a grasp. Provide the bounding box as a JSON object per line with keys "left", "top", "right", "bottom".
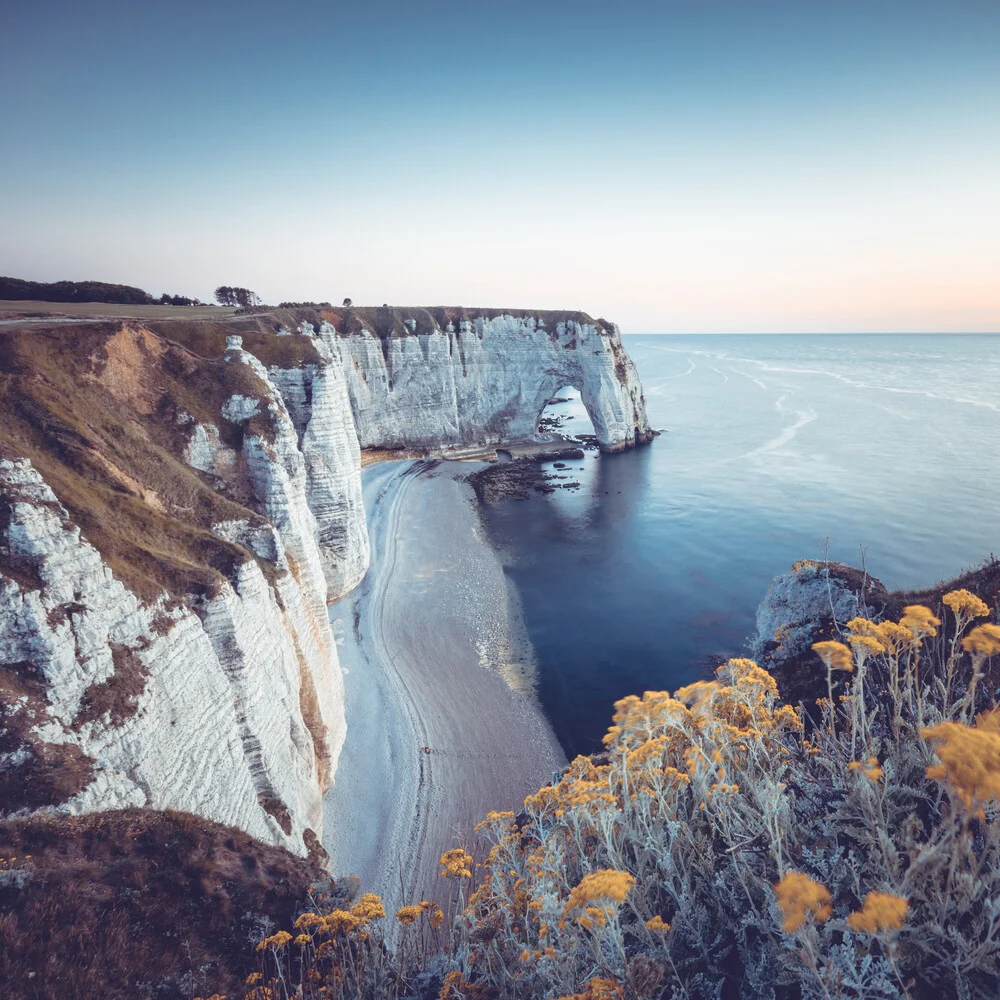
{"left": 476, "top": 334, "right": 1000, "bottom": 758}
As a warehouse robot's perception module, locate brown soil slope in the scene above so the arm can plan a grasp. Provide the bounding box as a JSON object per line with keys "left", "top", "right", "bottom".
{"left": 0, "top": 809, "right": 325, "bottom": 1000}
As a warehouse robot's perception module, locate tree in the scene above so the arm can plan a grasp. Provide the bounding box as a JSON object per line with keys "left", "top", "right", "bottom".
{"left": 215, "top": 286, "right": 260, "bottom": 308}
{"left": 343, "top": 297, "right": 353, "bottom": 308}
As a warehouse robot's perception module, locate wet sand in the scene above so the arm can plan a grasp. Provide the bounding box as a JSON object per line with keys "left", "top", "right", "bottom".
{"left": 323, "top": 460, "right": 566, "bottom": 916}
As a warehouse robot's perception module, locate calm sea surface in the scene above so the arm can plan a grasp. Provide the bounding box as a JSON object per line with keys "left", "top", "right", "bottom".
{"left": 477, "top": 334, "right": 1000, "bottom": 758}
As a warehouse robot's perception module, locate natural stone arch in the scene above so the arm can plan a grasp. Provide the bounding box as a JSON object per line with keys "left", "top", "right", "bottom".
{"left": 321, "top": 310, "right": 654, "bottom": 455}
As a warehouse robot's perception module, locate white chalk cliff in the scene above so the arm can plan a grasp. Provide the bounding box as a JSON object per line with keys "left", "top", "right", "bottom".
{"left": 1, "top": 308, "right": 653, "bottom": 855}
{"left": 310, "top": 310, "right": 653, "bottom": 454}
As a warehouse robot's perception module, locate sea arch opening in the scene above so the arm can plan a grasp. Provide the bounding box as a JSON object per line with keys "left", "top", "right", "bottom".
{"left": 535, "top": 384, "right": 597, "bottom": 449}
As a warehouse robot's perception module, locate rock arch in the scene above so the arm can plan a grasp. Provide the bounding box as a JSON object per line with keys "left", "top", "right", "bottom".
{"left": 314, "top": 310, "right": 654, "bottom": 454}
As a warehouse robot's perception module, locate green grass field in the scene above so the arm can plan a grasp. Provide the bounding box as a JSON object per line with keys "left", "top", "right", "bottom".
{"left": 0, "top": 300, "right": 239, "bottom": 321}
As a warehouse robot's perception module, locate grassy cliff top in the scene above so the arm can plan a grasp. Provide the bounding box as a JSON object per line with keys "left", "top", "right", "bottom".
{"left": 314, "top": 305, "right": 614, "bottom": 339}
{"left": 0, "top": 300, "right": 616, "bottom": 341}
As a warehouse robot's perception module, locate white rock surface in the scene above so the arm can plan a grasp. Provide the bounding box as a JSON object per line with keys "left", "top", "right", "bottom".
{"left": 752, "top": 562, "right": 861, "bottom": 666}
{"left": 267, "top": 342, "right": 369, "bottom": 600}
{"left": 0, "top": 312, "right": 652, "bottom": 858}
{"left": 311, "top": 314, "right": 652, "bottom": 453}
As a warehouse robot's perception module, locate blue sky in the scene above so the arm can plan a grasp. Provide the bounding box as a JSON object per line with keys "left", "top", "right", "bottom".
{"left": 2, "top": 0, "right": 998, "bottom": 332}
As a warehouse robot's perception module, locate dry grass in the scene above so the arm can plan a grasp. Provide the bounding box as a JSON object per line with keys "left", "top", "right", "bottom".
{"left": 0, "top": 300, "right": 240, "bottom": 321}
{"left": 0, "top": 323, "right": 285, "bottom": 601}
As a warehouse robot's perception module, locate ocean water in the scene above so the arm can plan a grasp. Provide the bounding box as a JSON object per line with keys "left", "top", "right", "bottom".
{"left": 477, "top": 334, "right": 1000, "bottom": 758}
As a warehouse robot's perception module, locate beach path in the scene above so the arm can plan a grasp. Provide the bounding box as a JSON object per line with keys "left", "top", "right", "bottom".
{"left": 322, "top": 460, "right": 566, "bottom": 916}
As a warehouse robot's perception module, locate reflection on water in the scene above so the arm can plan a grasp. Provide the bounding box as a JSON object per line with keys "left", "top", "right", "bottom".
{"left": 478, "top": 334, "right": 1000, "bottom": 758}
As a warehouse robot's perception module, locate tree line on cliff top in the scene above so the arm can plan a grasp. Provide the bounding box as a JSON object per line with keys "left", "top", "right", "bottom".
{"left": 0, "top": 277, "right": 361, "bottom": 312}
{"left": 0, "top": 276, "right": 267, "bottom": 309}
{"left": 0, "top": 275, "right": 203, "bottom": 306}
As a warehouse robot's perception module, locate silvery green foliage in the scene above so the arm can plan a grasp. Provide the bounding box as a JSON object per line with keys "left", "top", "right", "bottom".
{"left": 0, "top": 867, "right": 32, "bottom": 889}
{"left": 441, "top": 635, "right": 1000, "bottom": 1000}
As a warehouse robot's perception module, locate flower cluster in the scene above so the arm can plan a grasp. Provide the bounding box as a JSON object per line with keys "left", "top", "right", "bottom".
{"left": 811, "top": 640, "right": 853, "bottom": 672}
{"left": 396, "top": 899, "right": 445, "bottom": 929}
{"left": 773, "top": 872, "right": 832, "bottom": 933}
{"left": 439, "top": 848, "right": 474, "bottom": 879}
{"left": 922, "top": 718, "right": 1000, "bottom": 811}
{"left": 847, "top": 892, "right": 909, "bottom": 934}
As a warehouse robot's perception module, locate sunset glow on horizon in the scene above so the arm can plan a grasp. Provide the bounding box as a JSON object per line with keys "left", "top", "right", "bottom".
{"left": 1, "top": 0, "right": 998, "bottom": 333}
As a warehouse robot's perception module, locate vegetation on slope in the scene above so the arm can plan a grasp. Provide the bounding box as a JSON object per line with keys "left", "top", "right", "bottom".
{"left": 232, "top": 589, "right": 1000, "bottom": 1000}
{"left": 0, "top": 322, "right": 316, "bottom": 602}
{"left": 0, "top": 810, "right": 326, "bottom": 1000}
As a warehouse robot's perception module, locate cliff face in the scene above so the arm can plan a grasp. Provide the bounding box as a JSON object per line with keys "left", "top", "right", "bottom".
{"left": 266, "top": 335, "right": 369, "bottom": 598}
{"left": 307, "top": 307, "right": 653, "bottom": 454}
{"left": 0, "top": 324, "right": 357, "bottom": 855}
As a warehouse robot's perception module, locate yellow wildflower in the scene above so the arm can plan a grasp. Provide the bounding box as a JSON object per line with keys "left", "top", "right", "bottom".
{"left": 943, "top": 589, "right": 990, "bottom": 619}
{"left": 848, "top": 756, "right": 883, "bottom": 782}
{"left": 439, "top": 848, "right": 474, "bottom": 879}
{"left": 848, "top": 634, "right": 886, "bottom": 659}
{"left": 773, "top": 871, "right": 832, "bottom": 932}
{"left": 557, "top": 978, "right": 624, "bottom": 1000}
{"left": 812, "top": 640, "right": 853, "bottom": 672}
{"left": 922, "top": 720, "right": 1000, "bottom": 811}
{"left": 323, "top": 910, "right": 361, "bottom": 935}
{"left": 255, "top": 930, "right": 292, "bottom": 951}
{"left": 396, "top": 904, "right": 422, "bottom": 926}
{"left": 847, "top": 892, "right": 908, "bottom": 933}
{"left": 900, "top": 605, "right": 940, "bottom": 638}
{"left": 875, "top": 621, "right": 916, "bottom": 654}
{"left": 646, "top": 915, "right": 671, "bottom": 933}
{"left": 293, "top": 911, "right": 323, "bottom": 931}
{"left": 846, "top": 617, "right": 880, "bottom": 636}
{"left": 673, "top": 679, "right": 721, "bottom": 707}
{"left": 977, "top": 708, "right": 1000, "bottom": 732}
{"left": 724, "top": 658, "right": 779, "bottom": 698}
{"left": 562, "top": 869, "right": 635, "bottom": 924}
{"left": 962, "top": 624, "right": 1000, "bottom": 659}
{"left": 245, "top": 972, "right": 263, "bottom": 985}
{"left": 351, "top": 893, "right": 385, "bottom": 923}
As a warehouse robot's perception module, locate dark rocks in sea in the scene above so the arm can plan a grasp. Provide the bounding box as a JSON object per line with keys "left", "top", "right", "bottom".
{"left": 467, "top": 461, "right": 568, "bottom": 503}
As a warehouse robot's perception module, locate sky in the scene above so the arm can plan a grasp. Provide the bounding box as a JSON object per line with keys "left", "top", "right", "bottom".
{"left": 1, "top": 0, "right": 998, "bottom": 333}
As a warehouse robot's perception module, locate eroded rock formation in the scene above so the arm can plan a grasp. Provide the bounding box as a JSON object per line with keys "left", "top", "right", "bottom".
{"left": 309, "top": 307, "right": 653, "bottom": 454}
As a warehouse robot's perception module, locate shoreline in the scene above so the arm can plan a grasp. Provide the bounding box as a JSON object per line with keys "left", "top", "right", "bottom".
{"left": 322, "top": 459, "right": 566, "bottom": 917}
